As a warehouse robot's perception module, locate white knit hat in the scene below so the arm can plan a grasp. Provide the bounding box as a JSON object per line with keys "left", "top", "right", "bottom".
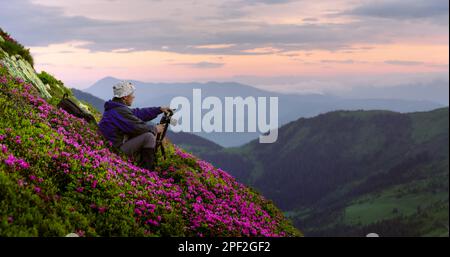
{"left": 113, "top": 81, "right": 136, "bottom": 98}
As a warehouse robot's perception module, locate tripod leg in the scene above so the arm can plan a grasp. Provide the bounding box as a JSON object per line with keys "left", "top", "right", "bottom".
{"left": 161, "top": 144, "right": 166, "bottom": 160}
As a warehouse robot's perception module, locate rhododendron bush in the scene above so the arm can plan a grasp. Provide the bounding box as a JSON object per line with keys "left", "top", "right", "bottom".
{"left": 0, "top": 63, "right": 300, "bottom": 237}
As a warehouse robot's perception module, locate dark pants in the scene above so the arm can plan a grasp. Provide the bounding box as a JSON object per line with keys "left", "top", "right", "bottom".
{"left": 120, "top": 132, "right": 156, "bottom": 156}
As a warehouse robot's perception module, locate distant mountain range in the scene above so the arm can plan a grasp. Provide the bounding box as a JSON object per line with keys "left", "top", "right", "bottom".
{"left": 83, "top": 76, "right": 444, "bottom": 147}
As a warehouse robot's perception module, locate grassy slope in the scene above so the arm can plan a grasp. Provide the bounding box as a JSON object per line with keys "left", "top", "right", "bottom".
{"left": 331, "top": 108, "right": 449, "bottom": 236}
{"left": 191, "top": 108, "right": 449, "bottom": 236}
{"left": 291, "top": 109, "right": 449, "bottom": 236}
{"left": 0, "top": 31, "right": 300, "bottom": 237}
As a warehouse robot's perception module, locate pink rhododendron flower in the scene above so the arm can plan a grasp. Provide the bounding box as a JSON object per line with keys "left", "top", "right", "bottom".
{"left": 4, "top": 154, "right": 16, "bottom": 166}
{"left": 0, "top": 144, "right": 7, "bottom": 153}
{"left": 17, "top": 159, "right": 29, "bottom": 169}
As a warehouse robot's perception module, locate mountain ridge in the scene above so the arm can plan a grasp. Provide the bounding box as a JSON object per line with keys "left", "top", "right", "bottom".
{"left": 194, "top": 107, "right": 449, "bottom": 236}
{"left": 84, "top": 76, "right": 443, "bottom": 147}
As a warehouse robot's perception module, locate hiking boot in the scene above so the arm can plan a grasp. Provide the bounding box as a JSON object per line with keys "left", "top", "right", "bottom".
{"left": 139, "top": 147, "right": 156, "bottom": 171}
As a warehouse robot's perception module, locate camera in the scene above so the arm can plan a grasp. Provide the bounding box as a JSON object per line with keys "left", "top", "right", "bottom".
{"left": 159, "top": 109, "right": 177, "bottom": 126}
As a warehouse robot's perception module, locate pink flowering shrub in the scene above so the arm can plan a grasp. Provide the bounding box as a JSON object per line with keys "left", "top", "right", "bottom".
{"left": 0, "top": 63, "right": 301, "bottom": 237}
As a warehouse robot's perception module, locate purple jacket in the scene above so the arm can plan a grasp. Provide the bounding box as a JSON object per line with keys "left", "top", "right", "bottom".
{"left": 99, "top": 99, "right": 162, "bottom": 148}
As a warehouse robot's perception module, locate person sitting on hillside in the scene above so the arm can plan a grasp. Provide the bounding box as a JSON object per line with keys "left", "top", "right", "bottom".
{"left": 99, "top": 81, "right": 171, "bottom": 170}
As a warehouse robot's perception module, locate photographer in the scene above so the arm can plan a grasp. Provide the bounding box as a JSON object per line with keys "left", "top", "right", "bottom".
{"left": 98, "top": 81, "right": 171, "bottom": 170}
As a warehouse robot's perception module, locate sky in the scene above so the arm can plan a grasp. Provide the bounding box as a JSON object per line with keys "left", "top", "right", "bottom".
{"left": 0, "top": 0, "right": 448, "bottom": 93}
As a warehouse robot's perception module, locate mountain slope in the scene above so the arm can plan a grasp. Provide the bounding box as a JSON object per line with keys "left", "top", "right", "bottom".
{"left": 191, "top": 108, "right": 449, "bottom": 236}
{"left": 0, "top": 28, "right": 300, "bottom": 237}
{"left": 71, "top": 88, "right": 106, "bottom": 114}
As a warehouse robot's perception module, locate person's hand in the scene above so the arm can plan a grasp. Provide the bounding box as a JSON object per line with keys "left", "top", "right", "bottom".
{"left": 160, "top": 106, "right": 172, "bottom": 115}
{"left": 156, "top": 124, "right": 165, "bottom": 134}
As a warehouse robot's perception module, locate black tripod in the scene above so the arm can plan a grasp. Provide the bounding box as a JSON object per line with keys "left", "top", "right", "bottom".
{"left": 155, "top": 109, "right": 175, "bottom": 162}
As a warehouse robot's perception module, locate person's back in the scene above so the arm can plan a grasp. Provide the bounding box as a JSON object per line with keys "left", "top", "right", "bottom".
{"left": 99, "top": 98, "right": 160, "bottom": 149}
{"left": 98, "top": 81, "right": 171, "bottom": 170}
{"left": 100, "top": 99, "right": 132, "bottom": 149}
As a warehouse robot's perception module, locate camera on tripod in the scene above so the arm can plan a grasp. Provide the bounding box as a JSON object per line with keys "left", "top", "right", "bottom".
{"left": 159, "top": 109, "right": 177, "bottom": 126}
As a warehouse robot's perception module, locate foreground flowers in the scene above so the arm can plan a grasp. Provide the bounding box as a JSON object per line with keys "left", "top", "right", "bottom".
{"left": 0, "top": 63, "right": 300, "bottom": 237}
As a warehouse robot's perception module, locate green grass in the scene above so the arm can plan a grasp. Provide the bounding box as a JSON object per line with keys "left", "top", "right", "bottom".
{"left": 220, "top": 146, "right": 261, "bottom": 183}
{"left": 35, "top": 71, "right": 102, "bottom": 122}
{"left": 343, "top": 183, "right": 448, "bottom": 226}
{"left": 37, "top": 71, "right": 71, "bottom": 100}
{"left": 419, "top": 202, "right": 449, "bottom": 237}
{"left": 0, "top": 29, "right": 34, "bottom": 67}
{"left": 410, "top": 107, "right": 449, "bottom": 144}
{"left": 279, "top": 126, "right": 310, "bottom": 156}
{"left": 345, "top": 124, "right": 385, "bottom": 159}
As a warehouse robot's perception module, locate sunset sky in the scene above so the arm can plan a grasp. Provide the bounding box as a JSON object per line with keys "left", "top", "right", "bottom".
{"left": 0, "top": 0, "right": 448, "bottom": 93}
